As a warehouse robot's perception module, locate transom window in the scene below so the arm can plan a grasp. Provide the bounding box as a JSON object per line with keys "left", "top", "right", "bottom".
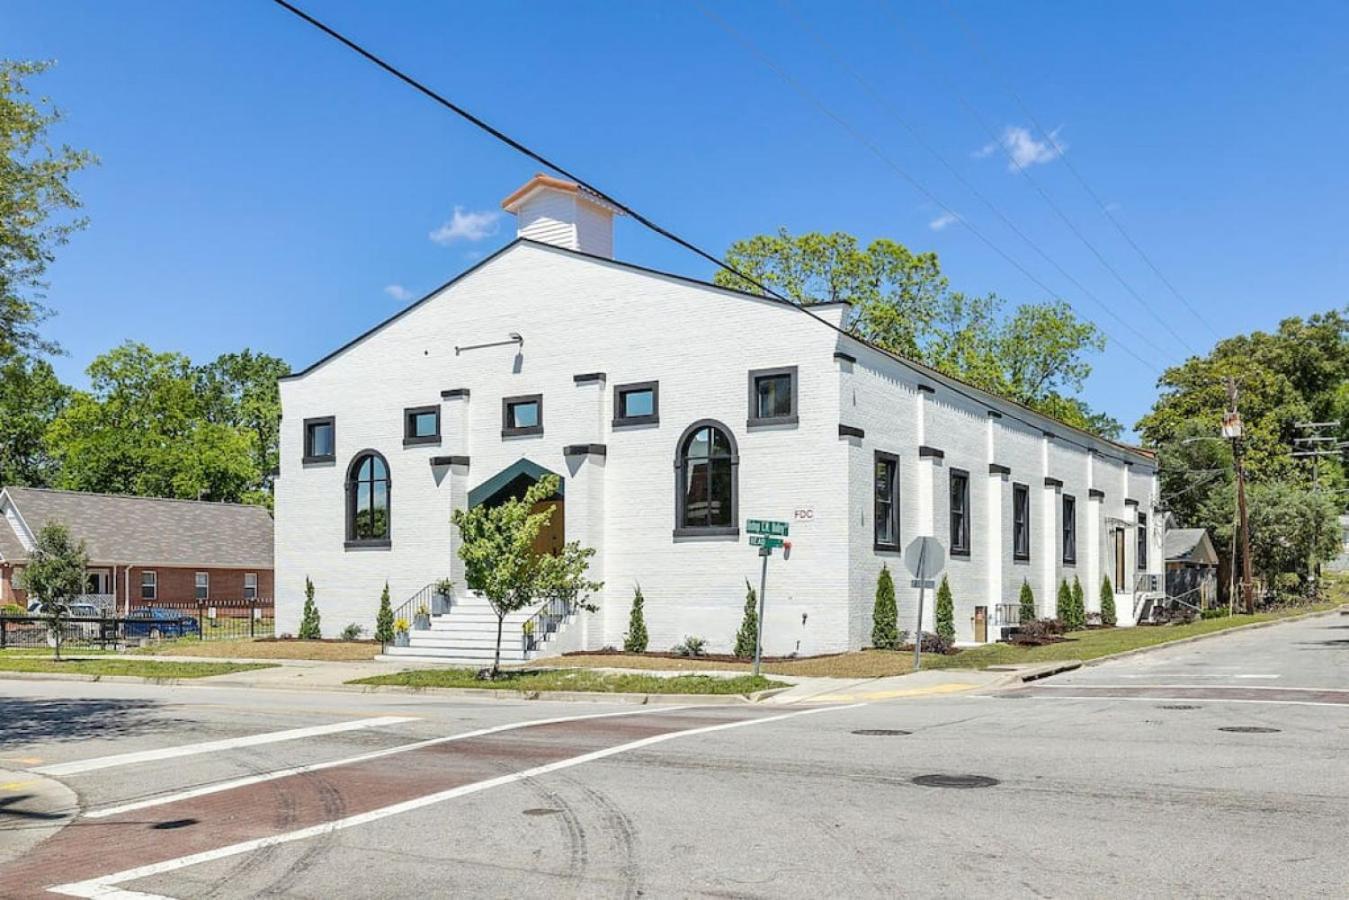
{"left": 303, "top": 416, "right": 335, "bottom": 463}
{"left": 1137, "top": 512, "right": 1148, "bottom": 570}
{"left": 346, "top": 451, "right": 391, "bottom": 548}
{"left": 613, "top": 381, "right": 659, "bottom": 426}
{"left": 1013, "top": 483, "right": 1031, "bottom": 561}
{"left": 502, "top": 395, "right": 543, "bottom": 437}
{"left": 747, "top": 366, "right": 798, "bottom": 427}
{"left": 403, "top": 405, "right": 441, "bottom": 446}
{"left": 1062, "top": 495, "right": 1077, "bottom": 564}
{"left": 140, "top": 571, "right": 157, "bottom": 601}
{"left": 874, "top": 451, "right": 899, "bottom": 551}
{"left": 675, "top": 421, "right": 739, "bottom": 536}
{"left": 195, "top": 572, "right": 209, "bottom": 602}
{"left": 950, "top": 469, "right": 970, "bottom": 556}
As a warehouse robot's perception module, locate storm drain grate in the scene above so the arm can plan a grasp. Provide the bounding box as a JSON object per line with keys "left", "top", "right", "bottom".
{"left": 522, "top": 808, "right": 562, "bottom": 817}
{"left": 911, "top": 774, "right": 999, "bottom": 789}
{"left": 1218, "top": 726, "right": 1281, "bottom": 734}
{"left": 852, "top": 729, "right": 911, "bottom": 736}
{"left": 151, "top": 818, "right": 198, "bottom": 830}
{"left": 1157, "top": 704, "right": 1201, "bottom": 710}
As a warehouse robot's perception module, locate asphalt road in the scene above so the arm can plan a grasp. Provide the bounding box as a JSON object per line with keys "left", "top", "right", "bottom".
{"left": 1, "top": 611, "right": 1345, "bottom": 898}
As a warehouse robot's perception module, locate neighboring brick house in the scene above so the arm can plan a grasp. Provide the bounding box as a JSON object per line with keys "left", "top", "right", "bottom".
{"left": 275, "top": 173, "right": 1162, "bottom": 657}
{"left": 0, "top": 487, "right": 273, "bottom": 614}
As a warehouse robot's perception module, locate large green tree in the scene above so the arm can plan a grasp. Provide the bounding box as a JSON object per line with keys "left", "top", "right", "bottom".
{"left": 716, "top": 229, "right": 1118, "bottom": 437}
{"left": 46, "top": 342, "right": 261, "bottom": 503}
{"left": 196, "top": 350, "right": 291, "bottom": 496}
{"left": 0, "top": 352, "right": 68, "bottom": 486}
{"left": 1, "top": 60, "right": 96, "bottom": 360}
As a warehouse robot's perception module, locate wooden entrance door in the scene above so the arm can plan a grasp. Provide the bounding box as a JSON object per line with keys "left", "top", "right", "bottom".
{"left": 973, "top": 606, "right": 987, "bottom": 643}
{"left": 530, "top": 499, "right": 565, "bottom": 556}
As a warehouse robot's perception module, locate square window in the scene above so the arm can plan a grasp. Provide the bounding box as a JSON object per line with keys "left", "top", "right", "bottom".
{"left": 747, "top": 366, "right": 799, "bottom": 427}
{"left": 303, "top": 417, "right": 335, "bottom": 462}
{"left": 140, "top": 571, "right": 157, "bottom": 601}
{"left": 874, "top": 451, "right": 899, "bottom": 551}
{"left": 950, "top": 469, "right": 970, "bottom": 556}
{"left": 613, "top": 381, "right": 659, "bottom": 426}
{"left": 244, "top": 573, "right": 258, "bottom": 600}
{"left": 502, "top": 395, "right": 543, "bottom": 437}
{"left": 403, "top": 405, "right": 441, "bottom": 446}
{"left": 195, "top": 572, "right": 209, "bottom": 602}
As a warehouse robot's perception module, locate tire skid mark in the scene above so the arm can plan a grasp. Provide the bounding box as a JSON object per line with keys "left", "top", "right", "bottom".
{"left": 569, "top": 774, "right": 643, "bottom": 900}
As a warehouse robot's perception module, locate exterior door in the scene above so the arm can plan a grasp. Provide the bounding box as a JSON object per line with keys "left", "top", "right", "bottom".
{"left": 530, "top": 499, "right": 565, "bottom": 557}
{"left": 1114, "top": 529, "right": 1126, "bottom": 588}
{"left": 973, "top": 606, "right": 987, "bottom": 643}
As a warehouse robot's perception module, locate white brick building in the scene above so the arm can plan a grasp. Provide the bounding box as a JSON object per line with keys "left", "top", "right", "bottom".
{"left": 275, "top": 175, "right": 1162, "bottom": 658}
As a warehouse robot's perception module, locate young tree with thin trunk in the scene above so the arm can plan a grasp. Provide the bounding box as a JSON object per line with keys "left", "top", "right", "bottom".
{"left": 22, "top": 522, "right": 88, "bottom": 661}
{"left": 624, "top": 585, "right": 648, "bottom": 653}
{"left": 299, "top": 577, "right": 321, "bottom": 639}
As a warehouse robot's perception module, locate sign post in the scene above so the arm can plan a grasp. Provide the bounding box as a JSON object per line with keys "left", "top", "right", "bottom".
{"left": 746, "top": 519, "right": 789, "bottom": 678}
{"left": 904, "top": 536, "right": 945, "bottom": 671}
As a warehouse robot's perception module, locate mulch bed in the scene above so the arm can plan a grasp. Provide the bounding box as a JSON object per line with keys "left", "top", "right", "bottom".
{"left": 561, "top": 648, "right": 841, "bottom": 664}
{"left": 256, "top": 637, "right": 378, "bottom": 645}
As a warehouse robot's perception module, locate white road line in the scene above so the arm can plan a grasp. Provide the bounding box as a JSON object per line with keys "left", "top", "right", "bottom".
{"left": 1026, "top": 695, "right": 1348, "bottom": 709}
{"left": 48, "top": 703, "right": 865, "bottom": 898}
{"left": 1031, "top": 684, "right": 1343, "bottom": 693}
{"left": 84, "top": 705, "right": 691, "bottom": 819}
{"left": 32, "top": 717, "right": 419, "bottom": 777}
{"left": 1116, "top": 673, "right": 1280, "bottom": 680}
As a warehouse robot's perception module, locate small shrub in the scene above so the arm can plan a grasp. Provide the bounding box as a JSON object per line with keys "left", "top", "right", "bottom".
{"left": 672, "top": 635, "right": 707, "bottom": 657}
{"left": 1100, "top": 575, "right": 1117, "bottom": 626}
{"left": 374, "top": 582, "right": 394, "bottom": 644}
{"left": 1056, "top": 579, "right": 1073, "bottom": 625}
{"left": 734, "top": 579, "right": 759, "bottom": 659}
{"left": 1012, "top": 617, "right": 1067, "bottom": 645}
{"left": 299, "top": 577, "right": 322, "bottom": 639}
{"left": 1018, "top": 580, "right": 1036, "bottom": 624}
{"left": 935, "top": 575, "right": 955, "bottom": 643}
{"left": 339, "top": 623, "right": 363, "bottom": 641}
{"left": 1071, "top": 577, "right": 1086, "bottom": 630}
{"left": 871, "top": 565, "right": 900, "bottom": 650}
{"left": 1, "top": 603, "right": 24, "bottom": 617}
{"left": 1201, "top": 607, "right": 1230, "bottom": 620}
{"left": 912, "top": 631, "right": 955, "bottom": 655}
{"left": 393, "top": 617, "right": 410, "bottom": 633}
{"left": 624, "top": 585, "right": 649, "bottom": 653}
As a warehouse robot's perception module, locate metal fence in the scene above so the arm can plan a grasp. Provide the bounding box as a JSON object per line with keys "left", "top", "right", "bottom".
{"left": 1, "top": 598, "right": 274, "bottom": 648}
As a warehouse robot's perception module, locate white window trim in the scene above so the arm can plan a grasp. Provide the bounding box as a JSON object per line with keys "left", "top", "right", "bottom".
{"left": 243, "top": 572, "right": 258, "bottom": 600}
{"left": 195, "top": 571, "right": 210, "bottom": 601}
{"left": 141, "top": 570, "right": 157, "bottom": 601}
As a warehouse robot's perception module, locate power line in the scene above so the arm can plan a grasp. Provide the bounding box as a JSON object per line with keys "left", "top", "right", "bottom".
{"left": 940, "top": 0, "right": 1221, "bottom": 344}
{"left": 693, "top": 1, "right": 1163, "bottom": 376}
{"left": 774, "top": 0, "right": 1168, "bottom": 370}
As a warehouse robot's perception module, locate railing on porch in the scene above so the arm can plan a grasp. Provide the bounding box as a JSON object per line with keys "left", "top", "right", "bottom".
{"left": 991, "top": 603, "right": 1020, "bottom": 627}
{"left": 393, "top": 584, "right": 438, "bottom": 636}
{"left": 522, "top": 596, "right": 573, "bottom": 653}
{"left": 1134, "top": 572, "right": 1163, "bottom": 595}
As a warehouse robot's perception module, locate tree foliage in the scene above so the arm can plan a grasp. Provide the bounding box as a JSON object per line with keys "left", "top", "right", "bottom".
{"left": 0, "top": 352, "right": 68, "bottom": 486}
{"left": 716, "top": 229, "right": 1118, "bottom": 437}
{"left": 299, "top": 577, "right": 321, "bottom": 639}
{"left": 624, "top": 584, "right": 648, "bottom": 653}
{"left": 374, "top": 582, "right": 394, "bottom": 645}
{"left": 934, "top": 575, "right": 955, "bottom": 643}
{"left": 1, "top": 60, "right": 97, "bottom": 360}
{"left": 1018, "top": 580, "right": 1036, "bottom": 624}
{"left": 1100, "top": 576, "right": 1116, "bottom": 626}
{"left": 734, "top": 579, "right": 759, "bottom": 659}
{"left": 22, "top": 522, "right": 88, "bottom": 660}
{"left": 1071, "top": 577, "right": 1086, "bottom": 629}
{"left": 196, "top": 350, "right": 291, "bottom": 498}
{"left": 871, "top": 564, "right": 899, "bottom": 650}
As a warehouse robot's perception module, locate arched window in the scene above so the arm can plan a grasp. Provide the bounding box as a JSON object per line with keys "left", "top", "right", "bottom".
{"left": 346, "top": 451, "right": 391, "bottom": 548}
{"left": 674, "top": 420, "right": 738, "bottom": 537}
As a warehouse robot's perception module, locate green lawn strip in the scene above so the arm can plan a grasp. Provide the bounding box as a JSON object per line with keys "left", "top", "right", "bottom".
{"left": 350, "top": 667, "right": 786, "bottom": 695}
{"left": 0, "top": 657, "right": 277, "bottom": 678}
{"left": 926, "top": 601, "right": 1341, "bottom": 670}
{"left": 0, "top": 647, "right": 119, "bottom": 657}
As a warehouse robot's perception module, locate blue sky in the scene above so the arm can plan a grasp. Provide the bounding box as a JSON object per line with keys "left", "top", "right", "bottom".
{"left": 6, "top": 1, "right": 1348, "bottom": 435}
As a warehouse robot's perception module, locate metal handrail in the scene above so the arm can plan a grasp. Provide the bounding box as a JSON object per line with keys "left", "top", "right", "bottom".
{"left": 992, "top": 603, "right": 1020, "bottom": 626}
{"left": 522, "top": 596, "right": 572, "bottom": 653}
{"left": 393, "top": 583, "right": 437, "bottom": 630}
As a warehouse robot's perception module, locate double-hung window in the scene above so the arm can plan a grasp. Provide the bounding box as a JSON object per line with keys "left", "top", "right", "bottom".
{"left": 403, "top": 405, "right": 440, "bottom": 446}
{"left": 140, "top": 571, "right": 157, "bottom": 601}
{"left": 243, "top": 573, "right": 258, "bottom": 600}
{"left": 194, "top": 572, "right": 209, "bottom": 602}
{"left": 949, "top": 469, "right": 970, "bottom": 556}
{"left": 1137, "top": 513, "right": 1148, "bottom": 570}
{"left": 874, "top": 451, "right": 899, "bottom": 551}
{"left": 1012, "top": 483, "right": 1031, "bottom": 561}
{"left": 1062, "top": 495, "right": 1077, "bottom": 564}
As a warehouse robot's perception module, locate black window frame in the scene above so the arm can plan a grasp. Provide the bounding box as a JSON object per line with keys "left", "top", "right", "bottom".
{"left": 1062, "top": 494, "right": 1077, "bottom": 565}
{"left": 1012, "top": 482, "right": 1031, "bottom": 561}
{"left": 1137, "top": 512, "right": 1148, "bottom": 570}
{"left": 874, "top": 450, "right": 900, "bottom": 552}
{"left": 402, "top": 405, "right": 441, "bottom": 447}
{"left": 302, "top": 416, "right": 336, "bottom": 464}
{"left": 501, "top": 394, "right": 543, "bottom": 438}
{"left": 746, "top": 366, "right": 799, "bottom": 427}
{"left": 140, "top": 570, "right": 157, "bottom": 601}
{"left": 345, "top": 449, "right": 392, "bottom": 550}
{"left": 613, "top": 380, "right": 660, "bottom": 427}
{"left": 949, "top": 468, "right": 971, "bottom": 557}
{"left": 673, "top": 419, "right": 740, "bottom": 539}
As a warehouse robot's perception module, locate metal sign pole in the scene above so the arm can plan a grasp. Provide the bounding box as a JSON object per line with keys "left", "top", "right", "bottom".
{"left": 752, "top": 544, "right": 769, "bottom": 678}
{"left": 913, "top": 540, "right": 929, "bottom": 671}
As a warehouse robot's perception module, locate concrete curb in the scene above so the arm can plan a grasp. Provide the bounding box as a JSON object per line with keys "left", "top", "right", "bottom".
{"left": 0, "top": 766, "right": 78, "bottom": 869}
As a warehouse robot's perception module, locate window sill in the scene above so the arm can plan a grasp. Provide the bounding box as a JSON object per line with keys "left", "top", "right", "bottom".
{"left": 951, "top": 548, "right": 971, "bottom": 558}
{"left": 873, "top": 543, "right": 900, "bottom": 553}
{"left": 302, "top": 455, "right": 335, "bottom": 466}
{"left": 403, "top": 436, "right": 441, "bottom": 447}
{"left": 612, "top": 416, "right": 659, "bottom": 428}
{"left": 345, "top": 539, "right": 392, "bottom": 551}
{"left": 1063, "top": 559, "right": 1077, "bottom": 567}
{"left": 746, "top": 415, "right": 799, "bottom": 428}
{"left": 502, "top": 426, "right": 543, "bottom": 438}
{"left": 672, "top": 526, "right": 740, "bottom": 540}
{"left": 1013, "top": 554, "right": 1031, "bottom": 563}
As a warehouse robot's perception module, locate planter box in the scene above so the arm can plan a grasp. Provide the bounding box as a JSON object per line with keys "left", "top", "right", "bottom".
{"left": 393, "top": 632, "right": 410, "bottom": 648}
{"left": 432, "top": 593, "right": 452, "bottom": 615}
{"left": 413, "top": 613, "right": 431, "bottom": 631}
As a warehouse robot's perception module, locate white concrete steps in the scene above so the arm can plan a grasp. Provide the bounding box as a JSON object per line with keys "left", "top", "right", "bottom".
{"left": 390, "top": 590, "right": 573, "bottom": 664}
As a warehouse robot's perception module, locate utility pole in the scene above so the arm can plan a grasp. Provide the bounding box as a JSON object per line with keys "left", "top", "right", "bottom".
{"left": 1292, "top": 420, "right": 1345, "bottom": 586}
{"left": 1224, "top": 378, "right": 1254, "bottom": 614}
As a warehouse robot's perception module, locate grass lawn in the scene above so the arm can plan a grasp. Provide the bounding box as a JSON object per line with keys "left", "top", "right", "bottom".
{"left": 534, "top": 598, "right": 1343, "bottom": 679}
{"left": 134, "top": 637, "right": 381, "bottom": 661}
{"left": 349, "top": 668, "right": 786, "bottom": 695}
{"left": 0, "top": 656, "right": 277, "bottom": 678}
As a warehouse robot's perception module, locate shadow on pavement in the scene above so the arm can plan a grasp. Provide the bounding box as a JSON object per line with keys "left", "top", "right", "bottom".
{"left": 0, "top": 698, "right": 185, "bottom": 747}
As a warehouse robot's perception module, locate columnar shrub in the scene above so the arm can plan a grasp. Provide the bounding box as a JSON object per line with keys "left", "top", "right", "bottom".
{"left": 1071, "top": 576, "right": 1086, "bottom": 630}
{"left": 734, "top": 579, "right": 759, "bottom": 659}
{"left": 624, "top": 585, "right": 649, "bottom": 653}
{"left": 872, "top": 565, "right": 899, "bottom": 650}
{"left": 374, "top": 582, "right": 394, "bottom": 645}
{"left": 1018, "top": 580, "right": 1036, "bottom": 624}
{"left": 299, "top": 576, "right": 322, "bottom": 639}
{"left": 1056, "top": 579, "right": 1072, "bottom": 624}
{"left": 1100, "top": 575, "right": 1117, "bottom": 626}
{"left": 935, "top": 575, "right": 955, "bottom": 643}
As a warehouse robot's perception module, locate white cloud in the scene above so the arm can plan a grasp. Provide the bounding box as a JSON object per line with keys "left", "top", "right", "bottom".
{"left": 383, "top": 284, "right": 414, "bottom": 302}
{"left": 977, "top": 125, "right": 1066, "bottom": 171}
{"left": 929, "top": 211, "right": 960, "bottom": 231}
{"left": 429, "top": 206, "right": 501, "bottom": 245}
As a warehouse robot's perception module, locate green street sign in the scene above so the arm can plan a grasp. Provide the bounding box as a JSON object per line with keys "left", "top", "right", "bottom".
{"left": 749, "top": 535, "right": 784, "bottom": 548}
{"left": 746, "top": 519, "right": 789, "bottom": 537}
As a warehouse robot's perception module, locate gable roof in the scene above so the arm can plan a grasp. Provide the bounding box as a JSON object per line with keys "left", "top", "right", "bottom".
{"left": 0, "top": 487, "right": 273, "bottom": 568}
{"left": 1164, "top": 528, "right": 1217, "bottom": 564}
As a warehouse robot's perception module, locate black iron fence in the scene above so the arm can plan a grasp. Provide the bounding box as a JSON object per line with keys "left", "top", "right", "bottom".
{"left": 1, "top": 598, "right": 275, "bottom": 649}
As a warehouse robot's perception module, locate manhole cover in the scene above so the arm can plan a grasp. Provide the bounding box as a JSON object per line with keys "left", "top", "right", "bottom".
{"left": 911, "top": 774, "right": 999, "bottom": 789}
{"left": 1158, "top": 704, "right": 1201, "bottom": 710}
{"left": 151, "top": 818, "right": 198, "bottom": 830}
{"left": 852, "top": 729, "right": 911, "bottom": 736}
{"left": 522, "top": 808, "right": 562, "bottom": 816}
{"left": 1218, "top": 726, "right": 1280, "bottom": 734}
